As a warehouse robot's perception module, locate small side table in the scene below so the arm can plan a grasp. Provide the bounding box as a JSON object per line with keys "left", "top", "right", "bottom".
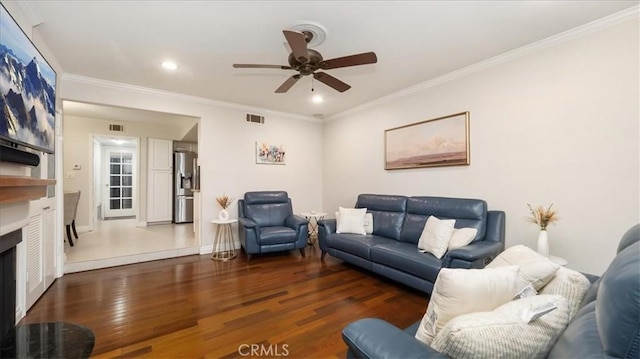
{"left": 300, "top": 211, "right": 327, "bottom": 246}
{"left": 211, "top": 219, "right": 238, "bottom": 261}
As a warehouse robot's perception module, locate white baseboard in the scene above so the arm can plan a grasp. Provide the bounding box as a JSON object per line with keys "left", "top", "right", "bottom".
{"left": 199, "top": 245, "right": 213, "bottom": 255}
{"left": 76, "top": 225, "right": 90, "bottom": 233}
{"left": 202, "top": 242, "right": 241, "bottom": 254}
{"left": 138, "top": 221, "right": 147, "bottom": 227}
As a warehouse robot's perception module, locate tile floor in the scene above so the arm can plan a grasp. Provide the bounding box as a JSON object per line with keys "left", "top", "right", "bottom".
{"left": 64, "top": 218, "right": 200, "bottom": 273}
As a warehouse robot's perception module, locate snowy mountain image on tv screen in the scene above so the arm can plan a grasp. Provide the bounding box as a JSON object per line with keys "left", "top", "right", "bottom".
{"left": 0, "top": 5, "right": 56, "bottom": 154}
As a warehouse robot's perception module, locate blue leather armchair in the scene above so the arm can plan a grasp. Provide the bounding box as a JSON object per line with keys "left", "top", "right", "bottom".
{"left": 238, "top": 191, "right": 309, "bottom": 261}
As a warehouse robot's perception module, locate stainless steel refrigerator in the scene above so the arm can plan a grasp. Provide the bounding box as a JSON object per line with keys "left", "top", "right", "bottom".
{"left": 173, "top": 151, "right": 197, "bottom": 223}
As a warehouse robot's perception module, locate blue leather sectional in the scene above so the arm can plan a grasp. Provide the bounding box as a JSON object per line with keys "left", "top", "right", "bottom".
{"left": 341, "top": 223, "right": 640, "bottom": 358}
{"left": 318, "top": 194, "right": 506, "bottom": 294}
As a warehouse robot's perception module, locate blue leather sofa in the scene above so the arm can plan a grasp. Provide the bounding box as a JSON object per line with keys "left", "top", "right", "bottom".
{"left": 237, "top": 191, "right": 309, "bottom": 261}
{"left": 342, "top": 223, "right": 640, "bottom": 358}
{"left": 318, "top": 194, "right": 506, "bottom": 294}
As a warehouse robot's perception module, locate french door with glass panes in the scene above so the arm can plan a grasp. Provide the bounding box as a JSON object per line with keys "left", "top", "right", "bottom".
{"left": 103, "top": 147, "right": 136, "bottom": 218}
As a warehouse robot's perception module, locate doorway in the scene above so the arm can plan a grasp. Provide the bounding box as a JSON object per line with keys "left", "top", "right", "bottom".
{"left": 103, "top": 146, "right": 136, "bottom": 219}
{"left": 93, "top": 136, "right": 139, "bottom": 223}
{"left": 62, "top": 100, "right": 200, "bottom": 273}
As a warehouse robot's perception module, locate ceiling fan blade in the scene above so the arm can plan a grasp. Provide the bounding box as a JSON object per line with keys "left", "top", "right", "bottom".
{"left": 320, "top": 52, "right": 378, "bottom": 70}
{"left": 283, "top": 30, "right": 309, "bottom": 63}
{"left": 233, "top": 64, "right": 292, "bottom": 70}
{"left": 313, "top": 72, "right": 351, "bottom": 92}
{"left": 275, "top": 74, "right": 302, "bottom": 93}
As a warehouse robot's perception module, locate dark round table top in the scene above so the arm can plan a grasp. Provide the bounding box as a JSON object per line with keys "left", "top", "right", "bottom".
{"left": 0, "top": 322, "right": 95, "bottom": 359}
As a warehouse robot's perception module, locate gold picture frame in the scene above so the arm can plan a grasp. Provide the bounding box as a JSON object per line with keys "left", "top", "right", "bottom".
{"left": 385, "top": 112, "right": 470, "bottom": 170}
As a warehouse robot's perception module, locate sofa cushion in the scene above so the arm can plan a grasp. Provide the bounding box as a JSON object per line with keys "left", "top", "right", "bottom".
{"left": 356, "top": 194, "right": 406, "bottom": 240}
{"left": 370, "top": 242, "right": 443, "bottom": 283}
{"left": 547, "top": 301, "right": 602, "bottom": 358}
{"left": 487, "top": 245, "right": 560, "bottom": 291}
{"left": 431, "top": 294, "right": 570, "bottom": 359}
{"left": 415, "top": 266, "right": 520, "bottom": 345}
{"left": 336, "top": 207, "right": 367, "bottom": 235}
{"left": 400, "top": 197, "right": 487, "bottom": 244}
{"left": 325, "top": 233, "right": 391, "bottom": 260}
{"left": 258, "top": 226, "right": 296, "bottom": 245}
{"left": 417, "top": 216, "right": 456, "bottom": 259}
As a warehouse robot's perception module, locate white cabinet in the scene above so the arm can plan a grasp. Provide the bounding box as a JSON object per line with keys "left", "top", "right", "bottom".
{"left": 147, "top": 171, "right": 173, "bottom": 222}
{"left": 149, "top": 138, "right": 173, "bottom": 170}
{"left": 147, "top": 138, "right": 173, "bottom": 223}
{"left": 23, "top": 202, "right": 56, "bottom": 311}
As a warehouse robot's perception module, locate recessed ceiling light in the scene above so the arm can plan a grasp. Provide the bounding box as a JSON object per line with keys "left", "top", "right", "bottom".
{"left": 161, "top": 61, "right": 178, "bottom": 70}
{"left": 312, "top": 94, "right": 324, "bottom": 103}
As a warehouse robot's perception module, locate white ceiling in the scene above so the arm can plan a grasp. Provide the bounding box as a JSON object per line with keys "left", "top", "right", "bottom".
{"left": 16, "top": 1, "right": 639, "bottom": 120}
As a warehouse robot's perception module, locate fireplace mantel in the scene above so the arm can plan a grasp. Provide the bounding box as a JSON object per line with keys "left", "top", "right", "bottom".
{"left": 0, "top": 176, "right": 56, "bottom": 204}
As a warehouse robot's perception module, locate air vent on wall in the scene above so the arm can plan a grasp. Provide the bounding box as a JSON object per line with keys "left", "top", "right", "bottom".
{"left": 109, "top": 124, "right": 125, "bottom": 132}
{"left": 246, "top": 113, "right": 265, "bottom": 125}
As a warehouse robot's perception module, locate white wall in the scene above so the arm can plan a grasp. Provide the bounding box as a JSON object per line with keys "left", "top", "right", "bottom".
{"left": 60, "top": 77, "right": 324, "bottom": 248}
{"left": 323, "top": 19, "right": 639, "bottom": 275}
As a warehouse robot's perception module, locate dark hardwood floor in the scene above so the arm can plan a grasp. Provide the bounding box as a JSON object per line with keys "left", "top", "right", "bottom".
{"left": 21, "top": 247, "right": 427, "bottom": 358}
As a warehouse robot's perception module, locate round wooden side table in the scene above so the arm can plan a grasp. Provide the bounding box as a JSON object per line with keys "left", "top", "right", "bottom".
{"left": 211, "top": 219, "right": 238, "bottom": 261}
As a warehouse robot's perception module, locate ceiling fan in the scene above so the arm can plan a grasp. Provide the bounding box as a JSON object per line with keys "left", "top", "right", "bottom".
{"left": 233, "top": 30, "right": 377, "bottom": 93}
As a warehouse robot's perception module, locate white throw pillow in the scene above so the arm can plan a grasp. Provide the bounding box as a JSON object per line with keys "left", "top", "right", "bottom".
{"left": 487, "top": 245, "right": 560, "bottom": 291}
{"left": 431, "top": 294, "right": 570, "bottom": 359}
{"left": 335, "top": 207, "right": 367, "bottom": 235}
{"left": 336, "top": 212, "right": 373, "bottom": 234}
{"left": 414, "top": 266, "right": 520, "bottom": 345}
{"left": 363, "top": 213, "right": 373, "bottom": 234}
{"left": 417, "top": 216, "right": 456, "bottom": 259}
{"left": 539, "top": 266, "right": 590, "bottom": 320}
{"left": 448, "top": 227, "right": 478, "bottom": 250}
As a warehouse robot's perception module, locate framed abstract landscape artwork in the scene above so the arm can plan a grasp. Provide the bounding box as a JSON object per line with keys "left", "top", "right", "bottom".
{"left": 385, "top": 112, "right": 470, "bottom": 170}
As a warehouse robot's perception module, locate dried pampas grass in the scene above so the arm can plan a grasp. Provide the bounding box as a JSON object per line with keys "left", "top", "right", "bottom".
{"left": 216, "top": 194, "right": 233, "bottom": 209}
{"left": 526, "top": 203, "right": 559, "bottom": 230}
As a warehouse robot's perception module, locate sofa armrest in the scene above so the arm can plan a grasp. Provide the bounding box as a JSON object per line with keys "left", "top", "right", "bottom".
{"left": 442, "top": 241, "right": 504, "bottom": 268}
{"left": 285, "top": 214, "right": 308, "bottom": 229}
{"left": 238, "top": 217, "right": 260, "bottom": 254}
{"left": 318, "top": 218, "right": 336, "bottom": 234}
{"left": 317, "top": 219, "right": 336, "bottom": 253}
{"left": 484, "top": 210, "right": 506, "bottom": 244}
{"left": 342, "top": 318, "right": 449, "bottom": 359}
{"left": 238, "top": 217, "right": 258, "bottom": 228}
{"left": 286, "top": 215, "right": 310, "bottom": 249}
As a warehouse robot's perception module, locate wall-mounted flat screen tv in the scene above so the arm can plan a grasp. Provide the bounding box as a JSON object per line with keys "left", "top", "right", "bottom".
{"left": 0, "top": 3, "right": 56, "bottom": 154}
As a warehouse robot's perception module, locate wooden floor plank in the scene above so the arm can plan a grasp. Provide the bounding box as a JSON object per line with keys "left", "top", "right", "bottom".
{"left": 21, "top": 249, "right": 427, "bottom": 358}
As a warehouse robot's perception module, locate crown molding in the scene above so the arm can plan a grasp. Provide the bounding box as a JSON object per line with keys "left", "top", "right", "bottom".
{"left": 13, "top": 1, "right": 43, "bottom": 30}
{"left": 326, "top": 5, "right": 639, "bottom": 122}
{"left": 60, "top": 74, "right": 321, "bottom": 123}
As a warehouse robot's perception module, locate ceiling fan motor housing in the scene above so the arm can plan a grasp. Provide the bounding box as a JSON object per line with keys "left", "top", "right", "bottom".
{"left": 288, "top": 49, "right": 323, "bottom": 75}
